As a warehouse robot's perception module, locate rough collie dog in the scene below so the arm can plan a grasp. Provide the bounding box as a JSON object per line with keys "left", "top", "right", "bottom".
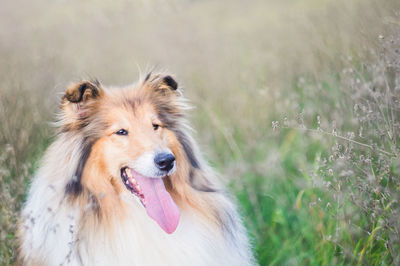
{"left": 17, "top": 73, "right": 254, "bottom": 265}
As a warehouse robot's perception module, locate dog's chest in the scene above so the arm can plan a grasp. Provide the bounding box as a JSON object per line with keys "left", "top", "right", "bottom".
{"left": 76, "top": 206, "right": 228, "bottom": 266}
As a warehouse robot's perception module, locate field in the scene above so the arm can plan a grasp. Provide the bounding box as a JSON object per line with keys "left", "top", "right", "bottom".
{"left": 1, "top": 0, "right": 399, "bottom": 265}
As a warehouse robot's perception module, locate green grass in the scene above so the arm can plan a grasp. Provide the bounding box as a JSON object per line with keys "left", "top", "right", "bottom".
{"left": 228, "top": 130, "right": 336, "bottom": 265}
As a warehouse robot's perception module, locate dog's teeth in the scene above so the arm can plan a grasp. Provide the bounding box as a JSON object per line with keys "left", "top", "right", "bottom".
{"left": 126, "top": 170, "right": 132, "bottom": 178}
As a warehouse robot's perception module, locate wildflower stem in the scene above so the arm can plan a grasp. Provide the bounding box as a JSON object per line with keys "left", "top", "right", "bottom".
{"left": 284, "top": 126, "right": 395, "bottom": 157}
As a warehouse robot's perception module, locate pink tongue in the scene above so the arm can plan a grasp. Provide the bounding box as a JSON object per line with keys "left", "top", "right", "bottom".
{"left": 130, "top": 169, "right": 180, "bottom": 234}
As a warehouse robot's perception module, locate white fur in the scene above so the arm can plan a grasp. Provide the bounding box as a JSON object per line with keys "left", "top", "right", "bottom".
{"left": 18, "top": 135, "right": 255, "bottom": 266}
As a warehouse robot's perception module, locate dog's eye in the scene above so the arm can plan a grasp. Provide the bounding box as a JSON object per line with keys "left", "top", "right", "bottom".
{"left": 152, "top": 123, "right": 160, "bottom": 131}
{"left": 115, "top": 129, "right": 128, "bottom": 136}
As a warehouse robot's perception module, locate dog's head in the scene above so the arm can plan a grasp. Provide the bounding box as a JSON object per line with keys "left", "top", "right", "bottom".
{"left": 60, "top": 73, "right": 192, "bottom": 233}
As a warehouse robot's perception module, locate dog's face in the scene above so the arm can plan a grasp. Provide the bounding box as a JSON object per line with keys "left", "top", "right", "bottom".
{"left": 101, "top": 102, "right": 176, "bottom": 178}
{"left": 61, "top": 74, "right": 183, "bottom": 233}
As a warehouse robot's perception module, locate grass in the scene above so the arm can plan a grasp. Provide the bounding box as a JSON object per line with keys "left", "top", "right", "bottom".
{"left": 1, "top": 0, "right": 400, "bottom": 265}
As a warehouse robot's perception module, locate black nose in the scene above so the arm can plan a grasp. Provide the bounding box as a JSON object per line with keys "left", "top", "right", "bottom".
{"left": 154, "top": 153, "right": 175, "bottom": 172}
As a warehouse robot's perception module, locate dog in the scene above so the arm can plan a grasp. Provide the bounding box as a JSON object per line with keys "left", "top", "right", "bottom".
{"left": 17, "top": 73, "right": 255, "bottom": 265}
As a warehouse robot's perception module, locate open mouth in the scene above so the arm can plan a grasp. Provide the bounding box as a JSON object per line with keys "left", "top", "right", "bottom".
{"left": 120, "top": 167, "right": 180, "bottom": 234}
{"left": 121, "top": 168, "right": 146, "bottom": 206}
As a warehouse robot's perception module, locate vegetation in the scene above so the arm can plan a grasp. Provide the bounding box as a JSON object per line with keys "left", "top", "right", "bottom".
{"left": 1, "top": 0, "right": 399, "bottom": 264}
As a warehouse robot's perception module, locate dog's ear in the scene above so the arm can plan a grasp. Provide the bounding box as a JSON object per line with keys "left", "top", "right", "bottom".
{"left": 61, "top": 80, "right": 103, "bottom": 130}
{"left": 143, "top": 72, "right": 179, "bottom": 95}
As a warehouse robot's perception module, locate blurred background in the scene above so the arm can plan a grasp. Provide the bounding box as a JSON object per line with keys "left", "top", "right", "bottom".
{"left": 1, "top": 0, "right": 400, "bottom": 264}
